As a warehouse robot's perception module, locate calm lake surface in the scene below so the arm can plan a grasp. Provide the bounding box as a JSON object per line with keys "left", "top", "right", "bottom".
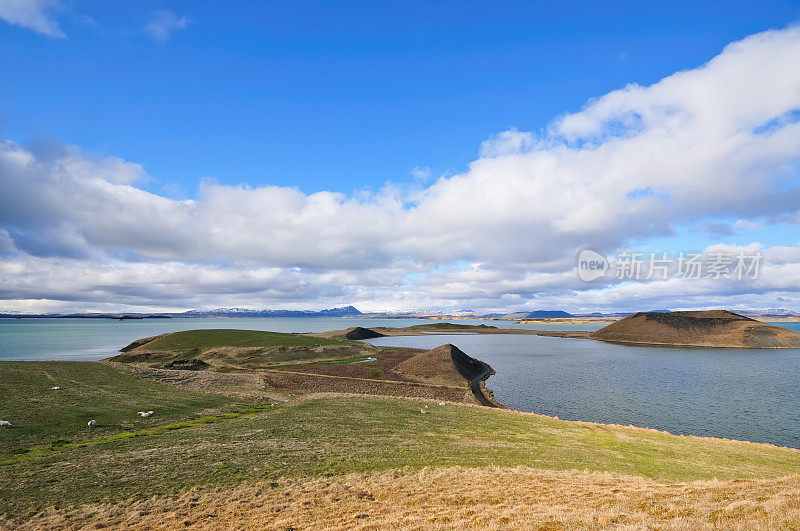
{"left": 368, "top": 330, "right": 800, "bottom": 449}
{"left": 0, "top": 317, "right": 590, "bottom": 361}
{"left": 2, "top": 317, "right": 799, "bottom": 448}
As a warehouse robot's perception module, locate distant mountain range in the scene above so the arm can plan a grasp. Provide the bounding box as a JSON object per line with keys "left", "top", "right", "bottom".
{"left": 0, "top": 306, "right": 363, "bottom": 319}
{"left": 1, "top": 306, "right": 798, "bottom": 320}
{"left": 181, "top": 306, "right": 363, "bottom": 318}
{"left": 503, "top": 310, "right": 574, "bottom": 319}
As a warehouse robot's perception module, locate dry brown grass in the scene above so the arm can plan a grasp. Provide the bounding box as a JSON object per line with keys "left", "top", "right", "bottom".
{"left": 11, "top": 467, "right": 799, "bottom": 530}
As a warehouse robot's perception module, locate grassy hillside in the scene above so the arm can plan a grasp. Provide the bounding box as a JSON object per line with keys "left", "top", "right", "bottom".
{"left": 112, "top": 329, "right": 373, "bottom": 370}
{"left": 0, "top": 361, "right": 241, "bottom": 452}
{"left": 1, "top": 362, "right": 799, "bottom": 519}
{"left": 2, "top": 360, "right": 800, "bottom": 527}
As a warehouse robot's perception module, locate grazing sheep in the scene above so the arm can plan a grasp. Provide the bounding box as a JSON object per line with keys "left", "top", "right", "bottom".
{"left": 87, "top": 420, "right": 96, "bottom": 428}
{"left": 0, "top": 420, "right": 11, "bottom": 428}
{"left": 138, "top": 411, "right": 153, "bottom": 417}
{"left": 51, "top": 386, "right": 61, "bottom": 390}
{"left": 420, "top": 409, "right": 428, "bottom": 414}
{"left": 438, "top": 402, "right": 446, "bottom": 406}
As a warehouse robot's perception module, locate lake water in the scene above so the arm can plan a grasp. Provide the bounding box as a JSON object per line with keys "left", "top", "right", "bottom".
{"left": 0, "top": 317, "right": 592, "bottom": 361}
{"left": 367, "top": 330, "right": 800, "bottom": 449}
{"left": 2, "top": 317, "right": 799, "bottom": 448}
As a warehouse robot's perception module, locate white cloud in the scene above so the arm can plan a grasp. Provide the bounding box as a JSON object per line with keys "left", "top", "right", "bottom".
{"left": 735, "top": 219, "right": 764, "bottom": 230}
{"left": 479, "top": 129, "right": 537, "bottom": 157}
{"left": 143, "top": 10, "right": 189, "bottom": 43}
{"left": 0, "top": 0, "right": 65, "bottom": 38}
{"left": 2, "top": 26, "right": 800, "bottom": 312}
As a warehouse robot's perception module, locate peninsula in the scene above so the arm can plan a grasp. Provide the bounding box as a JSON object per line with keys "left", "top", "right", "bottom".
{"left": 110, "top": 328, "right": 500, "bottom": 406}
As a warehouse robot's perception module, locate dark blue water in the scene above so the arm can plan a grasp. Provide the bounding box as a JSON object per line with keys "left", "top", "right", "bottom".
{"left": 367, "top": 331, "right": 800, "bottom": 449}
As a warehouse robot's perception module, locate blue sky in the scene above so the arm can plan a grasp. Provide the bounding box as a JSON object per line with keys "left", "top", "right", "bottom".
{"left": 1, "top": 1, "right": 800, "bottom": 313}
{"left": 2, "top": 1, "right": 799, "bottom": 197}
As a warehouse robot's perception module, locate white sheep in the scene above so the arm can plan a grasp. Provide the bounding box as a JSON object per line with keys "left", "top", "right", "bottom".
{"left": 0, "top": 420, "right": 11, "bottom": 428}
{"left": 419, "top": 409, "right": 428, "bottom": 414}
{"left": 438, "top": 402, "right": 446, "bottom": 406}
{"left": 87, "top": 419, "right": 96, "bottom": 428}
{"left": 51, "top": 386, "right": 61, "bottom": 390}
{"left": 138, "top": 411, "right": 154, "bottom": 417}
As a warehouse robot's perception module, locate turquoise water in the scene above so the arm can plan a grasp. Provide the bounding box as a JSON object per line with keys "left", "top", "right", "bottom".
{"left": 2, "top": 317, "right": 798, "bottom": 448}
{"left": 0, "top": 317, "right": 598, "bottom": 361}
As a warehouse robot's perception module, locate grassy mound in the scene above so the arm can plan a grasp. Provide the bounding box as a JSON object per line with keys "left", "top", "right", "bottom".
{"left": 111, "top": 329, "right": 372, "bottom": 370}
{"left": 122, "top": 328, "right": 354, "bottom": 352}
{"left": 344, "top": 326, "right": 385, "bottom": 340}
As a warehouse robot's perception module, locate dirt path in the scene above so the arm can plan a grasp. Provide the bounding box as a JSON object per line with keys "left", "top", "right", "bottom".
{"left": 261, "top": 368, "right": 465, "bottom": 390}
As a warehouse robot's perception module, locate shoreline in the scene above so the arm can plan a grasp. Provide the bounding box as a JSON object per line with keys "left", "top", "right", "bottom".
{"left": 6, "top": 321, "right": 800, "bottom": 450}
{"left": 7, "top": 357, "right": 797, "bottom": 451}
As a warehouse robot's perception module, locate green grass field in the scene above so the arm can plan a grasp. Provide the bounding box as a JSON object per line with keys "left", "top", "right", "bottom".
{"left": 1, "top": 361, "right": 799, "bottom": 518}
{"left": 0, "top": 361, "right": 242, "bottom": 452}
{"left": 133, "top": 328, "right": 357, "bottom": 351}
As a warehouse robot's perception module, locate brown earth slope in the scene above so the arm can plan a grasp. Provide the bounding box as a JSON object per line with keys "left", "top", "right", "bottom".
{"left": 395, "top": 344, "right": 490, "bottom": 385}
{"left": 394, "top": 344, "right": 500, "bottom": 406}
{"left": 589, "top": 310, "right": 800, "bottom": 348}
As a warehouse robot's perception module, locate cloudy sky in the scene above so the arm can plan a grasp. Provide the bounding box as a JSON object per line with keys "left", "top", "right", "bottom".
{"left": 1, "top": 1, "right": 799, "bottom": 314}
